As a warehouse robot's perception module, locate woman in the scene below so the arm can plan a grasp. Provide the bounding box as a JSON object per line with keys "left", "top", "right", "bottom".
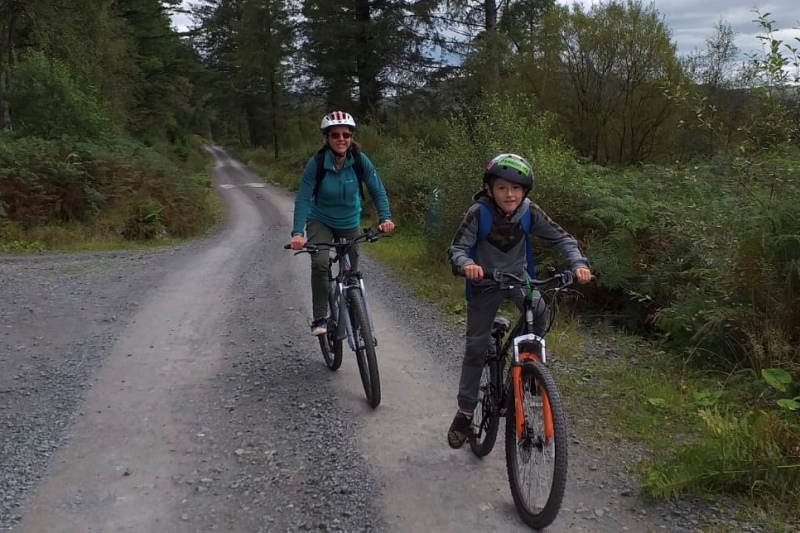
{"left": 290, "top": 111, "right": 395, "bottom": 335}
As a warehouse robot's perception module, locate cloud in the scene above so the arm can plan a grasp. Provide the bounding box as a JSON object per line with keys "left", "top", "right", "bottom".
{"left": 557, "top": 0, "right": 800, "bottom": 59}
{"left": 170, "top": 0, "right": 197, "bottom": 32}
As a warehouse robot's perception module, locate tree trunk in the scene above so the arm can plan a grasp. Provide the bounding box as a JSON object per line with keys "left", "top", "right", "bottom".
{"left": 354, "top": 0, "right": 379, "bottom": 120}
{"left": 0, "top": 4, "right": 15, "bottom": 132}
{"left": 270, "top": 75, "right": 279, "bottom": 159}
{"left": 484, "top": 0, "right": 497, "bottom": 30}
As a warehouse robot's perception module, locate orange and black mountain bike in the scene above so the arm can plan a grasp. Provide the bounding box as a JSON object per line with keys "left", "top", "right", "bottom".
{"left": 469, "top": 267, "right": 583, "bottom": 530}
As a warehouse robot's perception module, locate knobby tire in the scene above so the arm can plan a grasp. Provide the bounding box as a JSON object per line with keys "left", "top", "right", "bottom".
{"left": 348, "top": 288, "right": 381, "bottom": 408}
{"left": 318, "top": 324, "right": 343, "bottom": 371}
{"left": 505, "top": 360, "right": 567, "bottom": 530}
{"left": 470, "top": 353, "right": 500, "bottom": 458}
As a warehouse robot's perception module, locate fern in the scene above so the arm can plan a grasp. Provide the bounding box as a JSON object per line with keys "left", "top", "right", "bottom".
{"left": 643, "top": 407, "right": 800, "bottom": 500}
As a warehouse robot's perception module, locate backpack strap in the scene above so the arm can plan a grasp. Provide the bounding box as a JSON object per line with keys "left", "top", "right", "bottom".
{"left": 476, "top": 202, "right": 493, "bottom": 243}
{"left": 465, "top": 204, "right": 535, "bottom": 300}
{"left": 312, "top": 148, "right": 326, "bottom": 205}
{"left": 351, "top": 151, "right": 365, "bottom": 200}
{"left": 520, "top": 208, "right": 535, "bottom": 280}
{"left": 466, "top": 204, "right": 494, "bottom": 300}
{"left": 312, "top": 148, "right": 365, "bottom": 205}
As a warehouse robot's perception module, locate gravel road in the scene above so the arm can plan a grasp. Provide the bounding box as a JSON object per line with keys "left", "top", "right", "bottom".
{"left": 0, "top": 147, "right": 774, "bottom": 532}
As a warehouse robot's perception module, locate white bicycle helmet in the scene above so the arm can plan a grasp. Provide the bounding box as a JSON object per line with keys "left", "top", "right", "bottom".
{"left": 320, "top": 110, "right": 356, "bottom": 132}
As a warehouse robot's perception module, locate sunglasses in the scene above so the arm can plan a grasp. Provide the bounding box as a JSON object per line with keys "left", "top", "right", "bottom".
{"left": 328, "top": 131, "right": 352, "bottom": 140}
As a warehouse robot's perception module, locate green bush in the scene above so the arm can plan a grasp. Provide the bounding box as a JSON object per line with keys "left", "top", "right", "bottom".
{"left": 8, "top": 51, "right": 111, "bottom": 140}
{"left": 418, "top": 94, "right": 577, "bottom": 253}
{"left": 0, "top": 133, "right": 219, "bottom": 246}
{"left": 643, "top": 368, "right": 800, "bottom": 502}
{"left": 122, "top": 198, "right": 165, "bottom": 240}
{"left": 0, "top": 135, "right": 101, "bottom": 224}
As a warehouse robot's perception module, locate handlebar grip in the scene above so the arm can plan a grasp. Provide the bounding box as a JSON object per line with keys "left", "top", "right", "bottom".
{"left": 283, "top": 244, "right": 291, "bottom": 249}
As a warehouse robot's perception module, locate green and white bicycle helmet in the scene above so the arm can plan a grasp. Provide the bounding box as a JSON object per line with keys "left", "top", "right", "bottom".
{"left": 483, "top": 153, "right": 534, "bottom": 191}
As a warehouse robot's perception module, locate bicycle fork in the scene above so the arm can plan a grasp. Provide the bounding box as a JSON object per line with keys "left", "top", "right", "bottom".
{"left": 511, "top": 333, "right": 554, "bottom": 444}
{"left": 332, "top": 281, "right": 359, "bottom": 352}
{"left": 358, "top": 279, "right": 378, "bottom": 346}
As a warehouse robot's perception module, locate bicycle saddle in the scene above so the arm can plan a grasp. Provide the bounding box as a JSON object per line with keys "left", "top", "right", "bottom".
{"left": 493, "top": 316, "right": 511, "bottom": 333}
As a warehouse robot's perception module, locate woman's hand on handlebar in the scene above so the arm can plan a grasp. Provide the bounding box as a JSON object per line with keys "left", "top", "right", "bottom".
{"left": 290, "top": 234, "right": 307, "bottom": 251}
{"left": 464, "top": 264, "right": 484, "bottom": 281}
{"left": 378, "top": 220, "right": 395, "bottom": 233}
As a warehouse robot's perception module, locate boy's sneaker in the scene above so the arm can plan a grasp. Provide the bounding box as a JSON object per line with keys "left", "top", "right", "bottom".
{"left": 310, "top": 318, "right": 327, "bottom": 336}
{"left": 447, "top": 411, "right": 473, "bottom": 449}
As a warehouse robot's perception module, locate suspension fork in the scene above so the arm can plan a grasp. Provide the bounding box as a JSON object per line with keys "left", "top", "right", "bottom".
{"left": 340, "top": 247, "right": 377, "bottom": 347}
{"left": 358, "top": 278, "right": 377, "bottom": 344}
{"left": 511, "top": 333, "right": 554, "bottom": 442}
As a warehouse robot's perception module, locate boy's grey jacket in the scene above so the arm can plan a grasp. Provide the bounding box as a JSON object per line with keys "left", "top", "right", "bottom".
{"left": 448, "top": 190, "right": 589, "bottom": 288}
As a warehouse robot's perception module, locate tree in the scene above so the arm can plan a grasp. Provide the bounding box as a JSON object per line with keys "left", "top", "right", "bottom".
{"left": 443, "top": 0, "right": 556, "bottom": 97}
{"left": 191, "top": 0, "right": 296, "bottom": 149}
{"left": 535, "top": 0, "right": 685, "bottom": 164}
{"left": 302, "top": 0, "right": 437, "bottom": 120}
{"left": 236, "top": 0, "right": 294, "bottom": 154}
{"left": 0, "top": 0, "right": 16, "bottom": 131}
{"left": 696, "top": 19, "right": 739, "bottom": 90}
{"left": 111, "top": 0, "right": 203, "bottom": 144}
{"left": 679, "top": 19, "right": 747, "bottom": 156}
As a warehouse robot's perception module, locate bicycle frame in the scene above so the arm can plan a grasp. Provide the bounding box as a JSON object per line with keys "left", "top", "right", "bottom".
{"left": 327, "top": 244, "right": 374, "bottom": 352}
{"left": 490, "top": 270, "right": 575, "bottom": 442}
{"left": 289, "top": 230, "right": 385, "bottom": 352}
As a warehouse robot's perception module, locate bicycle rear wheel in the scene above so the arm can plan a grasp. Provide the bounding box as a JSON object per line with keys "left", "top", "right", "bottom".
{"left": 318, "top": 323, "right": 343, "bottom": 371}
{"left": 505, "top": 360, "right": 567, "bottom": 530}
{"left": 470, "top": 354, "right": 500, "bottom": 458}
{"left": 347, "top": 288, "right": 381, "bottom": 408}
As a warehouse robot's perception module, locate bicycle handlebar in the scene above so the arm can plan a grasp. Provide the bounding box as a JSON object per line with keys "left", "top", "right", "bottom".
{"left": 461, "top": 267, "right": 595, "bottom": 290}
{"left": 283, "top": 228, "right": 391, "bottom": 255}
{"left": 488, "top": 269, "right": 573, "bottom": 287}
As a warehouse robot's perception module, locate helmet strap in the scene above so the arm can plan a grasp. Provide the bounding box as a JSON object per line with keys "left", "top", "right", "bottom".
{"left": 325, "top": 144, "right": 348, "bottom": 166}
{"left": 329, "top": 144, "right": 347, "bottom": 158}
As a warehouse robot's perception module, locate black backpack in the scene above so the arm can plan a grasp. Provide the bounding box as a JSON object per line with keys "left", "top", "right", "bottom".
{"left": 312, "top": 147, "right": 365, "bottom": 205}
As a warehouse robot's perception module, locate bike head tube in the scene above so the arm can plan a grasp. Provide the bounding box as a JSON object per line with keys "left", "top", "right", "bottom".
{"left": 513, "top": 334, "right": 547, "bottom": 364}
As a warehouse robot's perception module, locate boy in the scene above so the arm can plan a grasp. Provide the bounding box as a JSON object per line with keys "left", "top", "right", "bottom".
{"left": 446, "top": 153, "right": 592, "bottom": 449}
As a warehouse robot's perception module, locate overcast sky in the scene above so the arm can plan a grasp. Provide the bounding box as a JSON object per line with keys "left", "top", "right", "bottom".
{"left": 558, "top": 0, "right": 800, "bottom": 60}
{"left": 171, "top": 0, "right": 800, "bottom": 60}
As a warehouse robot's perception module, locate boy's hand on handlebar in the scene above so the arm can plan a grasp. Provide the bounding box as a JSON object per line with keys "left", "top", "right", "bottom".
{"left": 574, "top": 267, "right": 592, "bottom": 284}
{"left": 464, "top": 264, "right": 484, "bottom": 281}
{"left": 290, "top": 234, "right": 307, "bottom": 250}
{"left": 378, "top": 220, "right": 395, "bottom": 233}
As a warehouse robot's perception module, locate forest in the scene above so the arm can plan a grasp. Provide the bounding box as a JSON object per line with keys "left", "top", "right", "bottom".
{"left": 1, "top": 0, "right": 798, "bottom": 508}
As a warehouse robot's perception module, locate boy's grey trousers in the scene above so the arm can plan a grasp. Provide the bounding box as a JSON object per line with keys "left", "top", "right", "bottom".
{"left": 457, "top": 285, "right": 548, "bottom": 412}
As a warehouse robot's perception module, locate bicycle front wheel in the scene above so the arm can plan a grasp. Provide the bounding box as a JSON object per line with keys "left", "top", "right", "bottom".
{"left": 470, "top": 355, "right": 500, "bottom": 458}
{"left": 505, "top": 360, "right": 567, "bottom": 530}
{"left": 347, "top": 288, "right": 381, "bottom": 408}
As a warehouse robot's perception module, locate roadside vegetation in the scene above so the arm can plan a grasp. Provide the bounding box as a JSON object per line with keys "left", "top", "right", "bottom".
{"left": 2, "top": 0, "right": 798, "bottom": 522}
{"left": 238, "top": 10, "right": 800, "bottom": 520}
{"left": 0, "top": 2, "right": 221, "bottom": 253}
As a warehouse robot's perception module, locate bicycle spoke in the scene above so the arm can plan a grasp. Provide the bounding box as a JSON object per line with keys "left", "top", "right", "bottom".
{"left": 470, "top": 353, "right": 499, "bottom": 458}
{"left": 514, "top": 383, "right": 554, "bottom": 513}
{"left": 506, "top": 361, "right": 567, "bottom": 530}
{"left": 348, "top": 288, "right": 381, "bottom": 408}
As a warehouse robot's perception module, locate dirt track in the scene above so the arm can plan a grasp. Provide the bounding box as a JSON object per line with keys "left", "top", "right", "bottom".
{"left": 1, "top": 147, "right": 671, "bottom": 532}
